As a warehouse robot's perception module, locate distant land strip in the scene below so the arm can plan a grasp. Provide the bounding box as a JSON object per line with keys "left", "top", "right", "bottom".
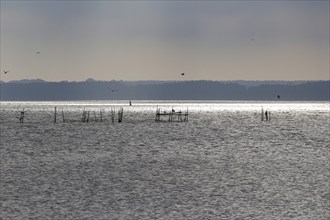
{"left": 0, "top": 79, "right": 329, "bottom": 101}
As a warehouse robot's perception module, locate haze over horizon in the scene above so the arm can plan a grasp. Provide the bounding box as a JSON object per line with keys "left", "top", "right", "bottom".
{"left": 1, "top": 1, "right": 329, "bottom": 82}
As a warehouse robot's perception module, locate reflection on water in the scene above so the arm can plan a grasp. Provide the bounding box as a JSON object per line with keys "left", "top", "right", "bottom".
{"left": 0, "top": 101, "right": 329, "bottom": 219}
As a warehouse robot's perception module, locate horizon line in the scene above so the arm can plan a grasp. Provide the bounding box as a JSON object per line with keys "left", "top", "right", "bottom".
{"left": 1, "top": 79, "right": 329, "bottom": 83}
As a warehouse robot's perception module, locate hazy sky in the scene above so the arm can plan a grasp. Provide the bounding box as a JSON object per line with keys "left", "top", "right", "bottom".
{"left": 1, "top": 0, "right": 329, "bottom": 82}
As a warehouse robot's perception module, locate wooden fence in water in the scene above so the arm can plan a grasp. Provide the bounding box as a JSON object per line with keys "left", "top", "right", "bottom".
{"left": 155, "top": 106, "right": 189, "bottom": 122}
{"left": 14, "top": 106, "right": 190, "bottom": 124}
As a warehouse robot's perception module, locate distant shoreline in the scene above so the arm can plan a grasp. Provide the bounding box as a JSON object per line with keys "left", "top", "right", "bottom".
{"left": 1, "top": 80, "right": 329, "bottom": 101}
{"left": 1, "top": 79, "right": 328, "bottom": 85}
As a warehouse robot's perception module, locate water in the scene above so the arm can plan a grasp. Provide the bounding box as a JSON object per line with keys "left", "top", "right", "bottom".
{"left": 0, "top": 101, "right": 329, "bottom": 219}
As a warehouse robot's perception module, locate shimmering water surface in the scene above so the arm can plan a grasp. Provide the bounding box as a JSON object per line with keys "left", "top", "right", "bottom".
{"left": 0, "top": 101, "right": 329, "bottom": 219}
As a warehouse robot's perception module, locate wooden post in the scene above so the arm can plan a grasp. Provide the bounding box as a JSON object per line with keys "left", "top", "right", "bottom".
{"left": 100, "top": 110, "right": 103, "bottom": 122}
{"left": 155, "top": 106, "right": 159, "bottom": 122}
{"left": 82, "top": 109, "right": 86, "bottom": 122}
{"left": 261, "top": 107, "right": 264, "bottom": 121}
{"left": 178, "top": 113, "right": 182, "bottom": 122}
{"left": 54, "top": 106, "right": 57, "bottom": 123}
{"left": 19, "top": 108, "right": 25, "bottom": 123}
{"left": 118, "top": 108, "right": 123, "bottom": 123}
{"left": 62, "top": 109, "right": 65, "bottom": 123}
{"left": 111, "top": 108, "right": 115, "bottom": 123}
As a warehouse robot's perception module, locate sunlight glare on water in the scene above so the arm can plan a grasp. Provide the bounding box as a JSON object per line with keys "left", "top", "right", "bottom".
{"left": 0, "top": 101, "right": 329, "bottom": 219}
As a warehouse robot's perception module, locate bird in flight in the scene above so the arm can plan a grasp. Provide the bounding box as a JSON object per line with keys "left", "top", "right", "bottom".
{"left": 277, "top": 95, "right": 281, "bottom": 99}
{"left": 36, "top": 51, "right": 41, "bottom": 54}
{"left": 181, "top": 72, "right": 185, "bottom": 76}
{"left": 3, "top": 70, "right": 9, "bottom": 74}
{"left": 108, "top": 87, "right": 118, "bottom": 92}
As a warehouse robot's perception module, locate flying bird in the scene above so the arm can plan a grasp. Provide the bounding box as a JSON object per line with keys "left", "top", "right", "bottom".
{"left": 277, "top": 95, "right": 281, "bottom": 99}
{"left": 181, "top": 73, "right": 185, "bottom": 76}
{"left": 108, "top": 87, "right": 118, "bottom": 92}
{"left": 3, "top": 70, "right": 9, "bottom": 74}
{"left": 36, "top": 51, "right": 41, "bottom": 54}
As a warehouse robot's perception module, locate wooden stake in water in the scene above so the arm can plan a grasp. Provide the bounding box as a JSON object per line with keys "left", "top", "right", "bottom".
{"left": 82, "top": 109, "right": 86, "bottom": 122}
{"left": 54, "top": 106, "right": 57, "bottom": 123}
{"left": 118, "top": 108, "right": 123, "bottom": 123}
{"left": 185, "top": 107, "right": 189, "bottom": 122}
{"left": 111, "top": 108, "right": 115, "bottom": 123}
{"left": 19, "top": 108, "right": 25, "bottom": 123}
{"left": 155, "top": 106, "right": 159, "bottom": 122}
{"left": 62, "top": 108, "right": 65, "bottom": 123}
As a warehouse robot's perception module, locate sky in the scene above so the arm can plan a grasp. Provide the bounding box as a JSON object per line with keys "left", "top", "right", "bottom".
{"left": 0, "top": 0, "right": 329, "bottom": 82}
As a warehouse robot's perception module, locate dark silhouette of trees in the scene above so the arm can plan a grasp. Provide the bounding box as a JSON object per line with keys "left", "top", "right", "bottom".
{"left": 1, "top": 80, "right": 328, "bottom": 101}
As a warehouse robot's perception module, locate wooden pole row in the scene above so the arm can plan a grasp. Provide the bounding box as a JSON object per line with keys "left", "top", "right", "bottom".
{"left": 53, "top": 106, "right": 123, "bottom": 123}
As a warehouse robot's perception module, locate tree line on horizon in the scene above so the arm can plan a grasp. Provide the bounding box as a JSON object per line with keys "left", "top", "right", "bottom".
{"left": 0, "top": 80, "right": 329, "bottom": 101}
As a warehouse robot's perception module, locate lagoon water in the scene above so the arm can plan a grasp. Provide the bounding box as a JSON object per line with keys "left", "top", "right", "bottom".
{"left": 0, "top": 101, "right": 329, "bottom": 219}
